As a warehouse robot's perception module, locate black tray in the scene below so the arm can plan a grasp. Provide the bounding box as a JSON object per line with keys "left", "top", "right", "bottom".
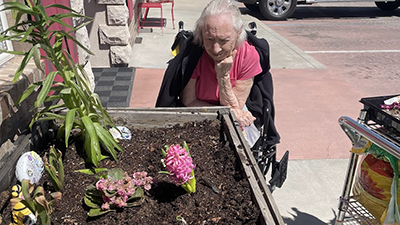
{"left": 360, "top": 94, "right": 400, "bottom": 133}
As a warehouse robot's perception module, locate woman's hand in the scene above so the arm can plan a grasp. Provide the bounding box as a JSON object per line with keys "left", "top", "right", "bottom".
{"left": 231, "top": 108, "right": 255, "bottom": 127}
{"left": 215, "top": 49, "right": 237, "bottom": 79}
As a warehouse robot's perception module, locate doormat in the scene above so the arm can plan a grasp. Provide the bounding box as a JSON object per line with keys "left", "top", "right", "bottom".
{"left": 92, "top": 67, "right": 135, "bottom": 107}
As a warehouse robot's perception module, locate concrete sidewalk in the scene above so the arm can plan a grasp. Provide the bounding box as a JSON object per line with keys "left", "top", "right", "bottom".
{"left": 128, "top": 0, "right": 363, "bottom": 224}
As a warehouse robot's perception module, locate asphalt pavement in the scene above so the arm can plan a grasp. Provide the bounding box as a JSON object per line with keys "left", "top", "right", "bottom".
{"left": 128, "top": 0, "right": 364, "bottom": 224}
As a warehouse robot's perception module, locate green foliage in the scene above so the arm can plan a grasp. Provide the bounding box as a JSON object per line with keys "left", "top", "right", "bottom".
{"left": 43, "top": 146, "right": 64, "bottom": 191}
{"left": 21, "top": 179, "right": 62, "bottom": 225}
{"left": 0, "top": 0, "right": 123, "bottom": 167}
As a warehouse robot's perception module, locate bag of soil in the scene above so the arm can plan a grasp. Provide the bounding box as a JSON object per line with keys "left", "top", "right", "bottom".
{"left": 351, "top": 138, "right": 400, "bottom": 224}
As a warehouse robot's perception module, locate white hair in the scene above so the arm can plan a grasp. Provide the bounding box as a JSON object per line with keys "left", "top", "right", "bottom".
{"left": 192, "top": 0, "right": 247, "bottom": 48}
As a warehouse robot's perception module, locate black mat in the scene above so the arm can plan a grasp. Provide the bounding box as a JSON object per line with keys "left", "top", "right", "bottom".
{"left": 92, "top": 67, "right": 135, "bottom": 107}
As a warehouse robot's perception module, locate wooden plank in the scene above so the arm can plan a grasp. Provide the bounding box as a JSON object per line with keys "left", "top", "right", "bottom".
{"left": 107, "top": 106, "right": 231, "bottom": 113}
{"left": 109, "top": 110, "right": 219, "bottom": 128}
{"left": 220, "top": 112, "right": 285, "bottom": 225}
{"left": 108, "top": 107, "right": 230, "bottom": 128}
{"left": 0, "top": 135, "right": 30, "bottom": 193}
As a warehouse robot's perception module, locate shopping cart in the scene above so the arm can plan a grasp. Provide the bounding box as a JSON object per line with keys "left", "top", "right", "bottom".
{"left": 335, "top": 94, "right": 400, "bottom": 225}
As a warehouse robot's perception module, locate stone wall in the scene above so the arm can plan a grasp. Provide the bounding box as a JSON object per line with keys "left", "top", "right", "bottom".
{"left": 95, "top": 0, "right": 136, "bottom": 66}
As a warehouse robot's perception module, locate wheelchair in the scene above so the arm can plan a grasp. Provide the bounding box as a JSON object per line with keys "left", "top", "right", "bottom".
{"left": 156, "top": 21, "right": 289, "bottom": 190}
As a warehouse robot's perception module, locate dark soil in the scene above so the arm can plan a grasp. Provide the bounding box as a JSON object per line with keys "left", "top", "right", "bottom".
{"left": 2, "top": 119, "right": 261, "bottom": 224}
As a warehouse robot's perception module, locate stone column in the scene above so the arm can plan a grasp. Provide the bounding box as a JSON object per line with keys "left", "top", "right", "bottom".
{"left": 98, "top": 0, "right": 132, "bottom": 66}
{"left": 71, "top": 0, "right": 95, "bottom": 92}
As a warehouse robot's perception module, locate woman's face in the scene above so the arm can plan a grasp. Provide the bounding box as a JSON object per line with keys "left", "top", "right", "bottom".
{"left": 202, "top": 13, "right": 239, "bottom": 63}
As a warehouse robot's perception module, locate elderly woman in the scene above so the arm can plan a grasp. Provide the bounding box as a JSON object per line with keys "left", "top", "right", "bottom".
{"left": 181, "top": 0, "right": 262, "bottom": 127}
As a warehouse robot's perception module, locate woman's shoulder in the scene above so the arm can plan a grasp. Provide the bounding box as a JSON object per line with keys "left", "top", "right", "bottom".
{"left": 238, "top": 41, "right": 260, "bottom": 60}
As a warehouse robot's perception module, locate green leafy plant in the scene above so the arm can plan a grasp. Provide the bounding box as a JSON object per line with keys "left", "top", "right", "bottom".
{"left": 0, "top": 0, "right": 122, "bottom": 167}
{"left": 43, "top": 145, "right": 64, "bottom": 191}
{"left": 21, "top": 179, "right": 62, "bottom": 225}
{"left": 83, "top": 168, "right": 153, "bottom": 217}
{"left": 160, "top": 141, "right": 196, "bottom": 193}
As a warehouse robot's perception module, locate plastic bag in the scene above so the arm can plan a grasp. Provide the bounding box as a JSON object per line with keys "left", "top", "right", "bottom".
{"left": 242, "top": 123, "right": 260, "bottom": 148}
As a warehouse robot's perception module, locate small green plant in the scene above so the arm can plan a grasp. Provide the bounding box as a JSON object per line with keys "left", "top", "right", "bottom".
{"left": 0, "top": 0, "right": 122, "bottom": 167}
{"left": 20, "top": 179, "right": 62, "bottom": 225}
{"left": 43, "top": 145, "right": 64, "bottom": 191}
{"left": 160, "top": 141, "right": 196, "bottom": 193}
{"left": 176, "top": 215, "right": 188, "bottom": 225}
{"left": 83, "top": 168, "right": 153, "bottom": 217}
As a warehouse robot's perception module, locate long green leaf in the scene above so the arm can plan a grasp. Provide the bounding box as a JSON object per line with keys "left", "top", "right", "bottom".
{"left": 68, "top": 19, "right": 92, "bottom": 33}
{"left": 36, "top": 4, "right": 48, "bottom": 25}
{"left": 47, "top": 16, "right": 73, "bottom": 29}
{"left": 1, "top": 2, "right": 34, "bottom": 14}
{"left": 16, "top": 83, "right": 38, "bottom": 105}
{"left": 82, "top": 116, "right": 100, "bottom": 166}
{"left": 88, "top": 208, "right": 113, "bottom": 217}
{"left": 2, "top": 20, "right": 36, "bottom": 35}
{"left": 75, "top": 168, "right": 108, "bottom": 175}
{"left": 64, "top": 108, "right": 77, "bottom": 146}
{"left": 61, "top": 31, "right": 94, "bottom": 55}
{"left": 44, "top": 3, "right": 78, "bottom": 13}
{"left": 44, "top": 164, "right": 61, "bottom": 191}
{"left": 13, "top": 48, "right": 37, "bottom": 83}
{"left": 101, "top": 127, "right": 123, "bottom": 152}
{"left": 21, "top": 179, "right": 35, "bottom": 211}
{"left": 68, "top": 80, "right": 90, "bottom": 111}
{"left": 0, "top": 48, "right": 25, "bottom": 55}
{"left": 84, "top": 196, "right": 100, "bottom": 208}
{"left": 55, "top": 12, "right": 88, "bottom": 20}
{"left": 32, "top": 44, "right": 43, "bottom": 72}
{"left": 35, "top": 71, "right": 57, "bottom": 108}
{"left": 38, "top": 112, "right": 65, "bottom": 120}
{"left": 14, "top": 9, "right": 24, "bottom": 24}
{"left": 20, "top": 25, "right": 35, "bottom": 42}
{"left": 94, "top": 123, "right": 119, "bottom": 159}
{"left": 83, "top": 128, "right": 97, "bottom": 166}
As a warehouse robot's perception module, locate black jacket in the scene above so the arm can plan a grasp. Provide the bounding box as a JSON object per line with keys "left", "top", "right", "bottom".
{"left": 155, "top": 31, "right": 280, "bottom": 146}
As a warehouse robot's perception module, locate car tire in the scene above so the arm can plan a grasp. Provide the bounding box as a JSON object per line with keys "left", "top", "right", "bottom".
{"left": 259, "top": 0, "right": 297, "bottom": 20}
{"left": 244, "top": 3, "right": 260, "bottom": 11}
{"left": 375, "top": 0, "right": 400, "bottom": 10}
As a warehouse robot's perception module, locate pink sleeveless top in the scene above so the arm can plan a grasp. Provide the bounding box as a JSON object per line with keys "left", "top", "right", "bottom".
{"left": 191, "top": 41, "right": 262, "bottom": 105}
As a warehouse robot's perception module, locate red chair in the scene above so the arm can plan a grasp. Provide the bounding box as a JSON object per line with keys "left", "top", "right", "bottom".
{"left": 160, "top": 0, "right": 175, "bottom": 29}
{"left": 137, "top": 0, "right": 175, "bottom": 35}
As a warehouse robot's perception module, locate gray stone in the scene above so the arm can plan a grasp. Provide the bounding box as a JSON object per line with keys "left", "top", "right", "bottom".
{"left": 75, "top": 27, "right": 91, "bottom": 64}
{"left": 98, "top": 24, "right": 130, "bottom": 45}
{"left": 110, "top": 45, "right": 132, "bottom": 65}
{"left": 97, "top": 0, "right": 125, "bottom": 5}
{"left": 107, "top": 5, "right": 128, "bottom": 26}
{"left": 70, "top": 0, "right": 85, "bottom": 26}
{"left": 0, "top": 135, "right": 30, "bottom": 193}
{"left": 0, "top": 139, "right": 13, "bottom": 159}
{"left": 83, "top": 61, "right": 96, "bottom": 92}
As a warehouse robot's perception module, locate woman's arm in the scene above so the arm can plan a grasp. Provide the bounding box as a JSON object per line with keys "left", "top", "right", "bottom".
{"left": 181, "top": 78, "right": 215, "bottom": 107}
{"left": 215, "top": 50, "right": 256, "bottom": 127}
{"left": 218, "top": 76, "right": 255, "bottom": 126}
{"left": 218, "top": 76, "right": 253, "bottom": 109}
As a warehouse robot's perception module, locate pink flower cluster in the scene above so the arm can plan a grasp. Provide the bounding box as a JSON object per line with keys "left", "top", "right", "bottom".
{"left": 164, "top": 144, "right": 196, "bottom": 185}
{"left": 133, "top": 171, "right": 153, "bottom": 191}
{"left": 95, "top": 172, "right": 153, "bottom": 210}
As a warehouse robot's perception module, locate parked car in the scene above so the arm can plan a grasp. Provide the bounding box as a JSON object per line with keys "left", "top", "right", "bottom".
{"left": 239, "top": 0, "right": 400, "bottom": 20}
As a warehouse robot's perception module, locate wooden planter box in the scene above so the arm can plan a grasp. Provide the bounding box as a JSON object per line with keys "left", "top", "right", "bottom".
{"left": 107, "top": 107, "right": 284, "bottom": 225}
{"left": 0, "top": 107, "right": 284, "bottom": 225}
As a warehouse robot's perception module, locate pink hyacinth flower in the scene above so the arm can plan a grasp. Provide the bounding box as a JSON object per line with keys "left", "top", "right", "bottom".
{"left": 164, "top": 144, "right": 196, "bottom": 185}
